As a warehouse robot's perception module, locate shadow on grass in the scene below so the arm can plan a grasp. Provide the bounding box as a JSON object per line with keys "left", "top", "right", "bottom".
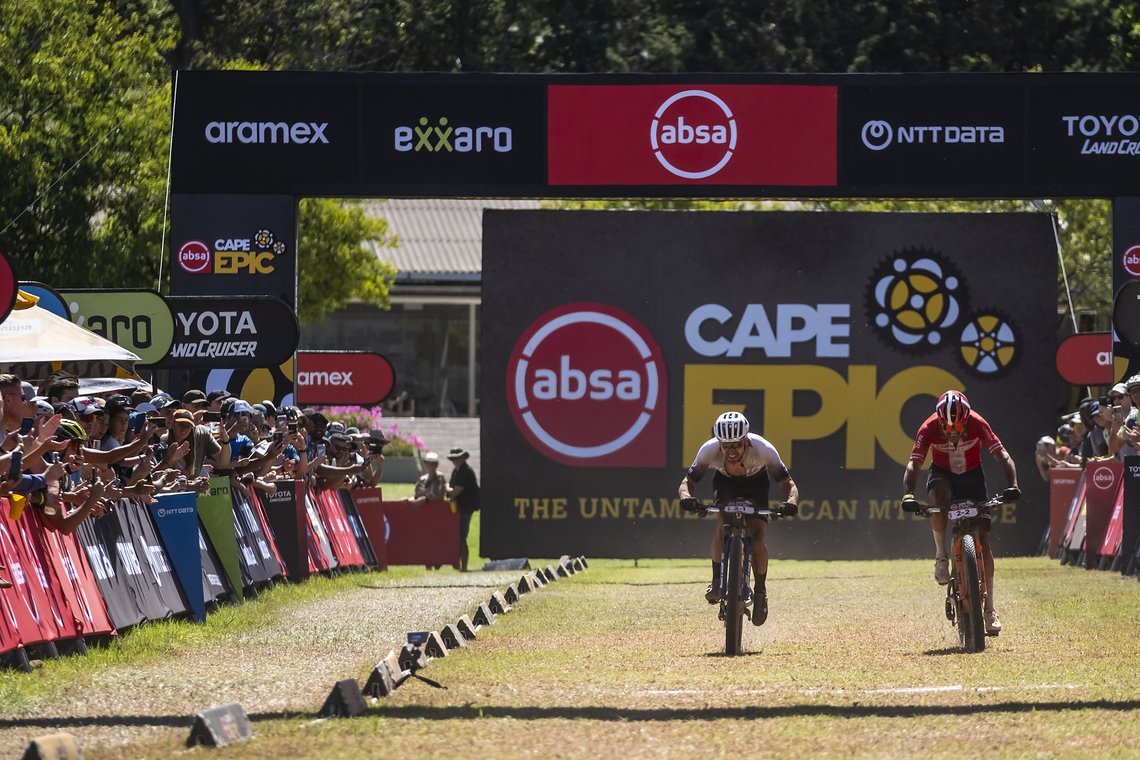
{"left": 370, "top": 699, "right": 1140, "bottom": 721}
{"left": 0, "top": 710, "right": 304, "bottom": 731}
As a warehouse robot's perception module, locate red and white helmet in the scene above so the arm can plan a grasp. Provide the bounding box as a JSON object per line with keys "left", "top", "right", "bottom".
{"left": 936, "top": 390, "right": 971, "bottom": 430}
{"left": 713, "top": 411, "right": 749, "bottom": 443}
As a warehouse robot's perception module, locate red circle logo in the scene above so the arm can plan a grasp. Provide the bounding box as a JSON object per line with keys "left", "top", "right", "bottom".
{"left": 1123, "top": 245, "right": 1140, "bottom": 278}
{"left": 650, "top": 90, "right": 738, "bottom": 180}
{"left": 507, "top": 303, "right": 666, "bottom": 467}
{"left": 177, "top": 240, "right": 212, "bottom": 274}
{"left": 1092, "top": 465, "right": 1116, "bottom": 490}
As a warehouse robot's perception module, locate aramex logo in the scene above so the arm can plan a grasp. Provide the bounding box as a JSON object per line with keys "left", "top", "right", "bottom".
{"left": 650, "top": 90, "right": 737, "bottom": 180}
{"left": 507, "top": 303, "right": 666, "bottom": 467}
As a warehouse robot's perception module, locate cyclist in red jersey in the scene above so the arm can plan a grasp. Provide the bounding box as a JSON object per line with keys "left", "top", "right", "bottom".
{"left": 902, "top": 390, "right": 1020, "bottom": 634}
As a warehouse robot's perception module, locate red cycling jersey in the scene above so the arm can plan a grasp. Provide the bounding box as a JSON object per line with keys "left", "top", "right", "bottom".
{"left": 909, "top": 411, "right": 1005, "bottom": 475}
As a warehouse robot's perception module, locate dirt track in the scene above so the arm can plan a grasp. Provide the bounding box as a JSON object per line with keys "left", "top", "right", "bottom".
{"left": 0, "top": 571, "right": 518, "bottom": 757}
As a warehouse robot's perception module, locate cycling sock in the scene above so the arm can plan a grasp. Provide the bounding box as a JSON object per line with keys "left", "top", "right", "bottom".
{"left": 755, "top": 572, "right": 766, "bottom": 594}
{"left": 711, "top": 561, "right": 720, "bottom": 583}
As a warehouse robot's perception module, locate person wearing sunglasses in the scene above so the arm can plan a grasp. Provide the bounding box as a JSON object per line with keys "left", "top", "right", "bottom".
{"left": 902, "top": 389, "right": 1020, "bottom": 634}
{"left": 678, "top": 410, "right": 799, "bottom": 627}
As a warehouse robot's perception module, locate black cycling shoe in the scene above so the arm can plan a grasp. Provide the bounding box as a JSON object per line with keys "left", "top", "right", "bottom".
{"left": 752, "top": 592, "right": 768, "bottom": 626}
{"left": 740, "top": 586, "right": 753, "bottom": 606}
{"left": 705, "top": 583, "right": 721, "bottom": 604}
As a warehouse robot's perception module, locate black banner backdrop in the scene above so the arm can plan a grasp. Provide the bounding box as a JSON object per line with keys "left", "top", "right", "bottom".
{"left": 232, "top": 492, "right": 284, "bottom": 589}
{"left": 482, "top": 210, "right": 1056, "bottom": 560}
{"left": 198, "top": 523, "right": 234, "bottom": 605}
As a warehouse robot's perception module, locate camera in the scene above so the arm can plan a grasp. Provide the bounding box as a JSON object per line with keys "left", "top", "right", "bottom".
{"left": 287, "top": 422, "right": 298, "bottom": 433}
{"left": 147, "top": 416, "right": 167, "bottom": 429}
{"left": 203, "top": 411, "right": 222, "bottom": 422}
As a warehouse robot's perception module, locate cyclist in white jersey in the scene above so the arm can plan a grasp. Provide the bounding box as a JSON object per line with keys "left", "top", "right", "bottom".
{"left": 678, "top": 411, "right": 798, "bottom": 626}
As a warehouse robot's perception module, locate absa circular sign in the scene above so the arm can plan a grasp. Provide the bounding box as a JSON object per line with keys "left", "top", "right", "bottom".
{"left": 177, "top": 240, "right": 212, "bottom": 274}
{"left": 507, "top": 303, "right": 667, "bottom": 468}
{"left": 650, "top": 90, "right": 738, "bottom": 180}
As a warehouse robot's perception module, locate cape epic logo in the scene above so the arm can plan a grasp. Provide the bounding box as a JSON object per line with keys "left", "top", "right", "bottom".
{"left": 506, "top": 303, "right": 666, "bottom": 468}
{"left": 650, "top": 90, "right": 738, "bottom": 180}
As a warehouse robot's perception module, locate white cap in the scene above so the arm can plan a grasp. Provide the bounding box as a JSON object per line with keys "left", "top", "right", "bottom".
{"left": 423, "top": 451, "right": 439, "bottom": 463}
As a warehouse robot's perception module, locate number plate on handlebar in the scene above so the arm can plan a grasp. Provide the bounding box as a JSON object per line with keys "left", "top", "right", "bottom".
{"left": 947, "top": 505, "right": 979, "bottom": 520}
{"left": 721, "top": 500, "right": 757, "bottom": 514}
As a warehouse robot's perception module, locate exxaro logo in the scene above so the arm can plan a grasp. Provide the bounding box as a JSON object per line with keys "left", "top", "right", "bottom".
{"left": 650, "top": 90, "right": 737, "bottom": 179}
{"left": 394, "top": 117, "right": 513, "bottom": 153}
{"left": 507, "top": 303, "right": 666, "bottom": 467}
{"left": 204, "top": 121, "right": 329, "bottom": 145}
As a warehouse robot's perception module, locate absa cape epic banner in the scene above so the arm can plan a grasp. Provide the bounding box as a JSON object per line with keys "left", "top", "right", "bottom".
{"left": 482, "top": 210, "right": 1056, "bottom": 560}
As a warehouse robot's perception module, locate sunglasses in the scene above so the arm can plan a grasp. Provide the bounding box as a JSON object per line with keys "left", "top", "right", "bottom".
{"left": 941, "top": 421, "right": 965, "bottom": 434}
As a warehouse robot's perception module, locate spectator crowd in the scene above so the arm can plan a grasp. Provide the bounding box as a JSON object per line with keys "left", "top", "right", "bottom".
{"left": 1036, "top": 376, "right": 1140, "bottom": 479}
{"left": 0, "top": 370, "right": 390, "bottom": 586}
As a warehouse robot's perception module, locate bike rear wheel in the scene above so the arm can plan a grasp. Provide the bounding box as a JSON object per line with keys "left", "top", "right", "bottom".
{"left": 959, "top": 533, "right": 986, "bottom": 653}
{"left": 724, "top": 534, "right": 745, "bottom": 656}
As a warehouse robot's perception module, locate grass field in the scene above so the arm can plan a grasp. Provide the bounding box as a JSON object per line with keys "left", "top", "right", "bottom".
{"left": 57, "top": 553, "right": 1140, "bottom": 759}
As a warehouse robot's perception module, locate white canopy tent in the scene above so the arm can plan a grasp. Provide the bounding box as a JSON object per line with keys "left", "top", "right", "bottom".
{"left": 0, "top": 300, "right": 140, "bottom": 383}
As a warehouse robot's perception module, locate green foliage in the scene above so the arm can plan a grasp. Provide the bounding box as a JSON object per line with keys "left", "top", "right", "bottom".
{"left": 297, "top": 198, "right": 397, "bottom": 323}
{"left": 0, "top": 0, "right": 176, "bottom": 288}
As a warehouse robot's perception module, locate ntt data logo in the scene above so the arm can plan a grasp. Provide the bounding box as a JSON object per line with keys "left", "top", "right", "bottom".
{"left": 650, "top": 90, "right": 738, "bottom": 180}
{"left": 507, "top": 303, "right": 667, "bottom": 467}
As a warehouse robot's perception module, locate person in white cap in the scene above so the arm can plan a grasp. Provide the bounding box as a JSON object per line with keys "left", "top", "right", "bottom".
{"left": 410, "top": 451, "right": 447, "bottom": 505}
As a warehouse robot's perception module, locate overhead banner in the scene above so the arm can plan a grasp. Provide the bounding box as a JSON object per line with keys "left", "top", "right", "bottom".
{"left": 482, "top": 210, "right": 1056, "bottom": 559}
{"left": 295, "top": 351, "right": 395, "bottom": 406}
{"left": 160, "top": 295, "right": 299, "bottom": 369}
{"left": 172, "top": 70, "right": 1140, "bottom": 198}
{"left": 59, "top": 289, "right": 175, "bottom": 366}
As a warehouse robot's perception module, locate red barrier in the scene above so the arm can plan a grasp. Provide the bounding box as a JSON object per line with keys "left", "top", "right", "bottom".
{"left": 351, "top": 488, "right": 387, "bottom": 570}
{"left": 248, "top": 490, "right": 289, "bottom": 581}
{"left": 0, "top": 505, "right": 63, "bottom": 646}
{"left": 1101, "top": 484, "right": 1125, "bottom": 559}
{"left": 1085, "top": 461, "right": 1123, "bottom": 568}
{"left": 381, "top": 499, "right": 460, "bottom": 568}
{"left": 25, "top": 508, "right": 115, "bottom": 638}
{"left": 313, "top": 489, "right": 365, "bottom": 568}
{"left": 1062, "top": 472, "right": 1087, "bottom": 553}
{"left": 1049, "top": 469, "right": 1081, "bottom": 557}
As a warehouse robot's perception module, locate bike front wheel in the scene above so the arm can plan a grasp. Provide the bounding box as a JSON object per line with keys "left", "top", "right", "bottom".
{"left": 724, "top": 534, "right": 745, "bottom": 656}
{"left": 959, "top": 533, "right": 986, "bottom": 653}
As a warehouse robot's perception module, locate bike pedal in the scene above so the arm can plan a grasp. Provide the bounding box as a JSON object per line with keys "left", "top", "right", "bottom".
{"left": 717, "top": 606, "right": 726, "bottom": 622}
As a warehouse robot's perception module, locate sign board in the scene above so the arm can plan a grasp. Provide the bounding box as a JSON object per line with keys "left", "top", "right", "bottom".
{"left": 60, "top": 289, "right": 175, "bottom": 366}
{"left": 482, "top": 210, "right": 1056, "bottom": 559}
{"left": 295, "top": 351, "right": 395, "bottom": 405}
{"left": 1055, "top": 332, "right": 1113, "bottom": 385}
{"left": 160, "top": 295, "right": 298, "bottom": 369}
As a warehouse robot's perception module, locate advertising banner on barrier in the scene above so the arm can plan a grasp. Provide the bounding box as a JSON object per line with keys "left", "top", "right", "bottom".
{"left": 349, "top": 488, "right": 387, "bottom": 570}
{"left": 31, "top": 510, "right": 115, "bottom": 638}
{"left": 261, "top": 480, "right": 308, "bottom": 581}
{"left": 233, "top": 491, "right": 284, "bottom": 589}
{"left": 199, "top": 523, "right": 234, "bottom": 604}
{"left": 337, "top": 490, "right": 379, "bottom": 567}
{"left": 482, "top": 210, "right": 1056, "bottom": 559}
{"left": 1084, "top": 460, "right": 1123, "bottom": 567}
{"left": 303, "top": 484, "right": 337, "bottom": 572}
{"left": 149, "top": 492, "right": 205, "bottom": 622}
{"left": 382, "top": 500, "right": 459, "bottom": 567}
{"left": 196, "top": 478, "right": 243, "bottom": 599}
{"left": 1049, "top": 469, "right": 1082, "bottom": 558}
{"left": 0, "top": 511, "right": 65, "bottom": 644}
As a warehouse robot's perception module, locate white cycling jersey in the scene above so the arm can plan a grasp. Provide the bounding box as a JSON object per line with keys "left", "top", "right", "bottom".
{"left": 685, "top": 433, "right": 789, "bottom": 482}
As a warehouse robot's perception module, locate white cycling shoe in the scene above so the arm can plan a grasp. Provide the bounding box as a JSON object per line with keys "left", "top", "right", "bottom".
{"left": 984, "top": 608, "right": 1002, "bottom": 634}
{"left": 934, "top": 557, "right": 950, "bottom": 585}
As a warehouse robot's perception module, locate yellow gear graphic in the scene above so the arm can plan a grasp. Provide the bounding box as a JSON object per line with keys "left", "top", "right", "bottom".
{"left": 959, "top": 312, "right": 1017, "bottom": 375}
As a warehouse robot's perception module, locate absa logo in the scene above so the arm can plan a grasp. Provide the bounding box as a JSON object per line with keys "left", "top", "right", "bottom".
{"left": 1092, "top": 465, "right": 1116, "bottom": 491}
{"left": 507, "top": 303, "right": 667, "bottom": 467}
{"left": 177, "top": 240, "right": 212, "bottom": 274}
{"left": 650, "top": 90, "right": 738, "bottom": 180}
{"left": 1123, "top": 244, "right": 1140, "bottom": 278}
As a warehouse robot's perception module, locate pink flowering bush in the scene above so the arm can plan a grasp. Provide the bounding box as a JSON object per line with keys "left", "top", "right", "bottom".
{"left": 322, "top": 405, "right": 426, "bottom": 456}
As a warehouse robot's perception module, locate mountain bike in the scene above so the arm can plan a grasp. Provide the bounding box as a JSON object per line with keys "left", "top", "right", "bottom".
{"left": 682, "top": 497, "right": 797, "bottom": 656}
{"left": 902, "top": 490, "right": 1019, "bottom": 653}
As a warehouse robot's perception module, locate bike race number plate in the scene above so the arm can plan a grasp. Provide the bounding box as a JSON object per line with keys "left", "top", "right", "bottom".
{"left": 948, "top": 504, "right": 979, "bottom": 521}
{"left": 721, "top": 500, "right": 757, "bottom": 514}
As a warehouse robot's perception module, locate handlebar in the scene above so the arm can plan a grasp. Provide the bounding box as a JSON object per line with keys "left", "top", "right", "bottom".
{"left": 901, "top": 487, "right": 1020, "bottom": 517}
{"left": 680, "top": 498, "right": 798, "bottom": 518}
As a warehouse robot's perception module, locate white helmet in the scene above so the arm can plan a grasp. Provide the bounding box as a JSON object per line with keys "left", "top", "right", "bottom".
{"left": 713, "top": 411, "right": 749, "bottom": 444}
